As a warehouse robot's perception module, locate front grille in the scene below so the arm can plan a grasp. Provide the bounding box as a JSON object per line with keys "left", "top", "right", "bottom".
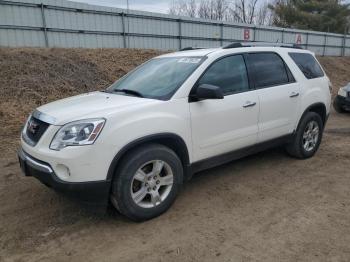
{"left": 24, "top": 116, "right": 50, "bottom": 146}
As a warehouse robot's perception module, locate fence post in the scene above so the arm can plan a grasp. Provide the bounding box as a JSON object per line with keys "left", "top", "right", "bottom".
{"left": 322, "top": 34, "right": 327, "bottom": 56}
{"left": 40, "top": 3, "right": 49, "bottom": 47}
{"left": 253, "top": 26, "right": 256, "bottom": 42}
{"left": 220, "top": 22, "right": 223, "bottom": 46}
{"left": 281, "top": 29, "right": 284, "bottom": 43}
{"left": 342, "top": 31, "right": 346, "bottom": 57}
{"left": 178, "top": 19, "right": 182, "bottom": 50}
{"left": 305, "top": 32, "right": 309, "bottom": 50}
{"left": 121, "top": 12, "right": 127, "bottom": 48}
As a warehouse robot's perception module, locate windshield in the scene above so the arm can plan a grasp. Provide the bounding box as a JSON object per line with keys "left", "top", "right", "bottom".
{"left": 106, "top": 56, "right": 205, "bottom": 100}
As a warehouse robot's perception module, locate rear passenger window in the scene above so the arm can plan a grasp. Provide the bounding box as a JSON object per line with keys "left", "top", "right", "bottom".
{"left": 289, "top": 52, "right": 324, "bottom": 79}
{"left": 249, "top": 52, "right": 290, "bottom": 88}
{"left": 198, "top": 55, "right": 249, "bottom": 95}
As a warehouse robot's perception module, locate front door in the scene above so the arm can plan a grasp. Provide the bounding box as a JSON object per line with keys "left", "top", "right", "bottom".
{"left": 189, "top": 54, "right": 259, "bottom": 162}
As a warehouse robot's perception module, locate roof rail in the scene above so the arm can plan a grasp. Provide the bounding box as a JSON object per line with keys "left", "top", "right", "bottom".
{"left": 222, "top": 42, "right": 303, "bottom": 50}
{"left": 179, "top": 47, "right": 205, "bottom": 51}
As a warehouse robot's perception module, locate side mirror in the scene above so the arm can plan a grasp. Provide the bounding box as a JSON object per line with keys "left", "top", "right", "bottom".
{"left": 192, "top": 84, "right": 224, "bottom": 101}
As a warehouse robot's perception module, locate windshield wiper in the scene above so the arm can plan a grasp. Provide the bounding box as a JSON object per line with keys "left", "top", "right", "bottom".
{"left": 112, "top": 89, "right": 144, "bottom": 98}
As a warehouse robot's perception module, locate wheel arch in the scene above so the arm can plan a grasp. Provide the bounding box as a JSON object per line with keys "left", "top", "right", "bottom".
{"left": 106, "top": 133, "right": 191, "bottom": 181}
{"left": 297, "top": 102, "right": 327, "bottom": 131}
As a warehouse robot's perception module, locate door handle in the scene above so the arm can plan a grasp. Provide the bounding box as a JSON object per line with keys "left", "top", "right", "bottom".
{"left": 290, "top": 92, "right": 299, "bottom": 98}
{"left": 243, "top": 101, "right": 256, "bottom": 108}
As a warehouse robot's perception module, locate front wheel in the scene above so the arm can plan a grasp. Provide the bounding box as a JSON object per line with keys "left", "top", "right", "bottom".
{"left": 286, "top": 112, "right": 323, "bottom": 159}
{"left": 110, "top": 144, "right": 183, "bottom": 221}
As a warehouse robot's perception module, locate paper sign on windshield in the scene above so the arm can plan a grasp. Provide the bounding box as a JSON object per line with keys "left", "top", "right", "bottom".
{"left": 177, "top": 58, "right": 202, "bottom": 64}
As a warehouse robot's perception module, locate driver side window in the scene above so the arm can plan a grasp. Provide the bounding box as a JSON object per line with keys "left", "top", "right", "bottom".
{"left": 198, "top": 55, "right": 249, "bottom": 96}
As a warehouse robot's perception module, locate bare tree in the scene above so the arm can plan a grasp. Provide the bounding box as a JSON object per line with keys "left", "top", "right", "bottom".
{"left": 187, "top": 0, "right": 197, "bottom": 17}
{"left": 197, "top": 0, "right": 229, "bottom": 20}
{"left": 213, "top": 0, "right": 229, "bottom": 20}
{"left": 228, "top": 0, "right": 258, "bottom": 24}
{"left": 256, "top": 2, "right": 273, "bottom": 25}
{"left": 169, "top": 0, "right": 197, "bottom": 17}
{"left": 169, "top": 0, "right": 273, "bottom": 25}
{"left": 197, "top": 0, "right": 211, "bottom": 19}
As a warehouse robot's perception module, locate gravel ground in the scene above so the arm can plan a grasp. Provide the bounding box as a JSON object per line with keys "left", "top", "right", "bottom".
{"left": 1, "top": 48, "right": 350, "bottom": 261}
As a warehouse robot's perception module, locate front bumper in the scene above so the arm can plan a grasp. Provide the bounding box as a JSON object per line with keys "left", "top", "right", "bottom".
{"left": 18, "top": 148, "right": 111, "bottom": 210}
{"left": 334, "top": 95, "right": 350, "bottom": 110}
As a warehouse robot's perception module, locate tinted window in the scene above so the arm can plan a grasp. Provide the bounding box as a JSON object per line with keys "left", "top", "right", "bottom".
{"left": 289, "top": 52, "right": 324, "bottom": 79}
{"left": 249, "top": 52, "right": 289, "bottom": 88}
{"left": 198, "top": 55, "right": 249, "bottom": 95}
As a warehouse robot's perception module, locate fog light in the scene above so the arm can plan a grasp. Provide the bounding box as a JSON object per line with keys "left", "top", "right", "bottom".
{"left": 55, "top": 164, "right": 71, "bottom": 179}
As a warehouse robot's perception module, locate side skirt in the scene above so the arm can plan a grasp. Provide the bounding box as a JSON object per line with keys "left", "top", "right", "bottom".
{"left": 190, "top": 134, "right": 294, "bottom": 174}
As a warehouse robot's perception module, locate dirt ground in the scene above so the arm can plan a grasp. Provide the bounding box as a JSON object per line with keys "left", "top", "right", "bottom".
{"left": 1, "top": 48, "right": 350, "bottom": 261}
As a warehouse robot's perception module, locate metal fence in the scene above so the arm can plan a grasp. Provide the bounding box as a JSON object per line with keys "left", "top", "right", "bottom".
{"left": 1, "top": 0, "right": 350, "bottom": 56}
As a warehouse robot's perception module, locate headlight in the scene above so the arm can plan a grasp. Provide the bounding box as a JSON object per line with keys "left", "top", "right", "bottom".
{"left": 338, "top": 87, "right": 348, "bottom": 98}
{"left": 22, "top": 115, "right": 31, "bottom": 133}
{"left": 50, "top": 118, "right": 105, "bottom": 151}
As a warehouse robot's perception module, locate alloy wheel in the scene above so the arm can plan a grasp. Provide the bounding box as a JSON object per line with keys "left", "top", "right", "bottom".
{"left": 130, "top": 160, "right": 174, "bottom": 208}
{"left": 302, "top": 120, "right": 320, "bottom": 152}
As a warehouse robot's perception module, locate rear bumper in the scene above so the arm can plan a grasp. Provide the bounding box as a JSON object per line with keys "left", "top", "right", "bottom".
{"left": 334, "top": 95, "right": 350, "bottom": 110}
{"left": 18, "top": 148, "right": 111, "bottom": 210}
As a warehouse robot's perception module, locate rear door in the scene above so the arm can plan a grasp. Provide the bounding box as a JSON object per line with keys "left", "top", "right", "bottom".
{"left": 247, "top": 52, "right": 301, "bottom": 142}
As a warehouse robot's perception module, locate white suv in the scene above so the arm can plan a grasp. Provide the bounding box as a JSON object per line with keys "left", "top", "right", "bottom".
{"left": 18, "top": 43, "right": 331, "bottom": 221}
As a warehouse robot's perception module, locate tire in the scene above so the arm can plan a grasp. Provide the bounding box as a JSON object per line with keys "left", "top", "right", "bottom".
{"left": 286, "top": 112, "right": 323, "bottom": 159}
{"left": 110, "top": 144, "right": 183, "bottom": 221}
{"left": 333, "top": 99, "right": 345, "bottom": 114}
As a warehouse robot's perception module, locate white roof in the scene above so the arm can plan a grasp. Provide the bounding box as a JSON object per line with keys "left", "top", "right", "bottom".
{"left": 159, "top": 48, "right": 219, "bottom": 58}
{"left": 158, "top": 45, "right": 312, "bottom": 59}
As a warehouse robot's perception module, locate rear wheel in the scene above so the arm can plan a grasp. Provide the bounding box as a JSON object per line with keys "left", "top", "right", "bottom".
{"left": 110, "top": 144, "right": 183, "bottom": 221}
{"left": 286, "top": 112, "right": 323, "bottom": 159}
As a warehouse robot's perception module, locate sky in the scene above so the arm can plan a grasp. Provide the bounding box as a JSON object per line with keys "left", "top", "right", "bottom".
{"left": 71, "top": 0, "right": 172, "bottom": 13}
{"left": 71, "top": 0, "right": 350, "bottom": 15}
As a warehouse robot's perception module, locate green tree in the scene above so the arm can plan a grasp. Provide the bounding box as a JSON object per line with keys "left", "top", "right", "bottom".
{"left": 270, "top": 0, "right": 350, "bottom": 34}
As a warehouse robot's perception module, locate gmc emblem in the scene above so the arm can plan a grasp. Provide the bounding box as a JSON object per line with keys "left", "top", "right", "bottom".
{"left": 27, "top": 120, "right": 39, "bottom": 134}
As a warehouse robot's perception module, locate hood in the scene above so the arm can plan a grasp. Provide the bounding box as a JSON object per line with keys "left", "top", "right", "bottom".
{"left": 36, "top": 91, "right": 156, "bottom": 125}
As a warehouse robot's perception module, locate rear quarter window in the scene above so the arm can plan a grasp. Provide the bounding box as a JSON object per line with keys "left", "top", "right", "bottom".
{"left": 289, "top": 52, "right": 324, "bottom": 79}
